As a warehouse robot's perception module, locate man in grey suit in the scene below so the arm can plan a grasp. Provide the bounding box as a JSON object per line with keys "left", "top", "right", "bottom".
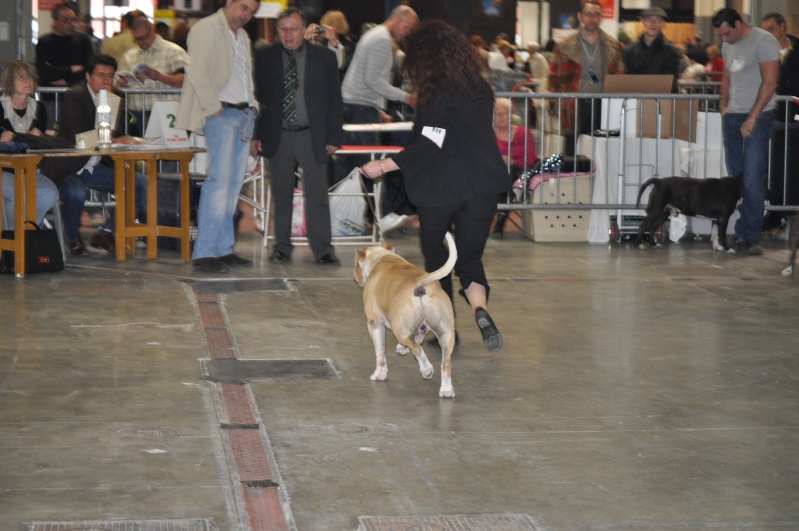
{"left": 252, "top": 8, "right": 344, "bottom": 265}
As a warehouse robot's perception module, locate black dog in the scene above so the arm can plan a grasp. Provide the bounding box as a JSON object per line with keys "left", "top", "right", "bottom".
{"left": 634, "top": 175, "right": 744, "bottom": 252}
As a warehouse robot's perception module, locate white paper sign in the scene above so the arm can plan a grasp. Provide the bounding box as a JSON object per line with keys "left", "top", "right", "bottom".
{"left": 422, "top": 126, "right": 446, "bottom": 148}
{"left": 144, "top": 101, "right": 190, "bottom": 148}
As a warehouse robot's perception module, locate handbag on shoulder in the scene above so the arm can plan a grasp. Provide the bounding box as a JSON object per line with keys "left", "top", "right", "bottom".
{"left": 0, "top": 221, "right": 64, "bottom": 274}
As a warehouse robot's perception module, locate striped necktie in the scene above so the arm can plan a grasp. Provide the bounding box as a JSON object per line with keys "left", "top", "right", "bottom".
{"left": 283, "top": 50, "right": 299, "bottom": 124}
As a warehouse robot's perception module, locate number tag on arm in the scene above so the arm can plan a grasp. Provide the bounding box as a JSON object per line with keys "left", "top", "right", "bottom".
{"left": 422, "top": 126, "right": 446, "bottom": 148}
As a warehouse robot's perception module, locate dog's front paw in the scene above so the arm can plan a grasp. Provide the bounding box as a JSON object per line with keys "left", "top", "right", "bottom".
{"left": 370, "top": 366, "right": 388, "bottom": 381}
{"left": 725, "top": 247, "right": 736, "bottom": 254}
{"left": 782, "top": 265, "right": 793, "bottom": 277}
{"left": 439, "top": 385, "right": 455, "bottom": 398}
{"left": 396, "top": 344, "right": 410, "bottom": 356}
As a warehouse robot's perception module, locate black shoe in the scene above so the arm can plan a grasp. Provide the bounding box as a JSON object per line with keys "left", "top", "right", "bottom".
{"left": 729, "top": 236, "right": 745, "bottom": 251}
{"left": 316, "top": 253, "right": 341, "bottom": 266}
{"left": 89, "top": 229, "right": 116, "bottom": 253}
{"left": 66, "top": 239, "right": 89, "bottom": 256}
{"left": 475, "top": 307, "right": 502, "bottom": 352}
{"left": 744, "top": 239, "right": 763, "bottom": 256}
{"left": 218, "top": 253, "right": 252, "bottom": 266}
{"left": 427, "top": 332, "right": 460, "bottom": 350}
{"left": 192, "top": 257, "right": 229, "bottom": 273}
{"left": 268, "top": 250, "right": 291, "bottom": 263}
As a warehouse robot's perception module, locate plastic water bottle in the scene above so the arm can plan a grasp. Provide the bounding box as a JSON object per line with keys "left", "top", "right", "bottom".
{"left": 96, "top": 89, "right": 112, "bottom": 149}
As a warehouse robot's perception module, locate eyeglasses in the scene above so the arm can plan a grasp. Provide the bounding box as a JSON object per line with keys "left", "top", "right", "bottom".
{"left": 278, "top": 26, "right": 303, "bottom": 34}
{"left": 15, "top": 74, "right": 34, "bottom": 82}
{"left": 580, "top": 11, "right": 603, "bottom": 19}
{"left": 134, "top": 27, "right": 153, "bottom": 43}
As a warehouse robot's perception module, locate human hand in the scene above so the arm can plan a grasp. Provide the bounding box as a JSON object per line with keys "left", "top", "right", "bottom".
{"left": 0, "top": 130, "right": 14, "bottom": 142}
{"left": 28, "top": 128, "right": 43, "bottom": 137}
{"left": 325, "top": 144, "right": 338, "bottom": 155}
{"left": 251, "top": 140, "right": 262, "bottom": 156}
{"left": 740, "top": 119, "right": 755, "bottom": 138}
{"left": 359, "top": 160, "right": 382, "bottom": 179}
{"left": 378, "top": 111, "right": 393, "bottom": 123}
{"left": 141, "top": 67, "right": 160, "bottom": 82}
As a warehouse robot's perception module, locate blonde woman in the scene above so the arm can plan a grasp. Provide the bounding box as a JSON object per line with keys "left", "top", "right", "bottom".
{"left": 1, "top": 61, "right": 59, "bottom": 229}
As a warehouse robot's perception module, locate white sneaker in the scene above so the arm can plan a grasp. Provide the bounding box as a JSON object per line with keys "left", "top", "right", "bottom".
{"left": 378, "top": 213, "right": 409, "bottom": 233}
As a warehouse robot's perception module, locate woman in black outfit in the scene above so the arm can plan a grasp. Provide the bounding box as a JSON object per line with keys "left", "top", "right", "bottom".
{"left": 360, "top": 20, "right": 509, "bottom": 351}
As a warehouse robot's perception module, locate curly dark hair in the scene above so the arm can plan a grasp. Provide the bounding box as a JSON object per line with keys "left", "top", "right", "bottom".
{"left": 402, "top": 20, "right": 493, "bottom": 111}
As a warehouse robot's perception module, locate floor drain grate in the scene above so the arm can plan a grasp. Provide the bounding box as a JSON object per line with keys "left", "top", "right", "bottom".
{"left": 203, "top": 358, "right": 340, "bottom": 382}
{"left": 190, "top": 279, "right": 289, "bottom": 294}
{"left": 53, "top": 280, "right": 147, "bottom": 292}
{"left": 358, "top": 513, "right": 542, "bottom": 530}
{"left": 26, "top": 518, "right": 215, "bottom": 531}
{"left": 116, "top": 427, "right": 179, "bottom": 439}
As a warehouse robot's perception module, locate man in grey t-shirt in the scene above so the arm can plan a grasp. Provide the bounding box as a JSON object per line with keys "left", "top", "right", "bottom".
{"left": 712, "top": 8, "right": 779, "bottom": 256}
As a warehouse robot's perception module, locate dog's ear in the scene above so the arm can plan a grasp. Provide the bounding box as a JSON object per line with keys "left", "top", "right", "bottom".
{"left": 385, "top": 244, "right": 396, "bottom": 253}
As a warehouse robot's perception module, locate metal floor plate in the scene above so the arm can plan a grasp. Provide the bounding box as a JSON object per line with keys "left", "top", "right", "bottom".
{"left": 190, "top": 279, "right": 289, "bottom": 294}
{"left": 203, "top": 358, "right": 340, "bottom": 382}
{"left": 358, "top": 513, "right": 542, "bottom": 530}
{"left": 26, "top": 519, "right": 215, "bottom": 531}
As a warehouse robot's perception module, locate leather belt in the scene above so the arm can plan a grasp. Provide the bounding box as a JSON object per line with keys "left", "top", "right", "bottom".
{"left": 282, "top": 126, "right": 310, "bottom": 131}
{"left": 221, "top": 101, "right": 249, "bottom": 110}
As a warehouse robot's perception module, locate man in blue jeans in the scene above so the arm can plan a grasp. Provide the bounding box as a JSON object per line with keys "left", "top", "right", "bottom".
{"left": 177, "top": 0, "right": 259, "bottom": 273}
{"left": 712, "top": 8, "right": 779, "bottom": 256}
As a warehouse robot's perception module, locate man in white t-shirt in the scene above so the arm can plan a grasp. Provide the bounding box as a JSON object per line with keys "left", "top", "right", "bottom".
{"left": 712, "top": 8, "right": 779, "bottom": 256}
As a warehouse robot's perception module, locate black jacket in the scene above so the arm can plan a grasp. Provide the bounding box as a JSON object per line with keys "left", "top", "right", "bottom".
{"left": 253, "top": 43, "right": 344, "bottom": 165}
{"left": 624, "top": 33, "right": 681, "bottom": 82}
{"left": 392, "top": 84, "right": 509, "bottom": 208}
{"left": 38, "top": 81, "right": 124, "bottom": 186}
{"left": 776, "top": 34, "right": 799, "bottom": 120}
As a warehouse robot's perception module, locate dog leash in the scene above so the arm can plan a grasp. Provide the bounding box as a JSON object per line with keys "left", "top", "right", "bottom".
{"left": 357, "top": 165, "right": 386, "bottom": 245}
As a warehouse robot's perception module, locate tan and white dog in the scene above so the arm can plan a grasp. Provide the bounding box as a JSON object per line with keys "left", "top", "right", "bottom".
{"left": 354, "top": 232, "right": 458, "bottom": 398}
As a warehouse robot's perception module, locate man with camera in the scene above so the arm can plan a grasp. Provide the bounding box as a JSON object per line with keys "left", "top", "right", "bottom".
{"left": 252, "top": 8, "right": 344, "bottom": 265}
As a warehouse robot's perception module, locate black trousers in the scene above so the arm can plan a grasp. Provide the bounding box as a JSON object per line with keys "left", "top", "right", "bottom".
{"left": 416, "top": 193, "right": 497, "bottom": 304}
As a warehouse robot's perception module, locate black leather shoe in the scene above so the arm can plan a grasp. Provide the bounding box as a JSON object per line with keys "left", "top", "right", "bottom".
{"left": 315, "top": 253, "right": 341, "bottom": 266}
{"left": 66, "top": 239, "right": 89, "bottom": 256}
{"left": 89, "top": 229, "right": 116, "bottom": 253}
{"left": 475, "top": 307, "right": 502, "bottom": 352}
{"left": 193, "top": 257, "right": 229, "bottom": 273}
{"left": 744, "top": 239, "right": 763, "bottom": 256}
{"left": 218, "top": 253, "right": 252, "bottom": 266}
{"left": 268, "top": 250, "right": 291, "bottom": 262}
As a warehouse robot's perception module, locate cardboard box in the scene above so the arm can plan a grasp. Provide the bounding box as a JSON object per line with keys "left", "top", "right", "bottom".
{"left": 638, "top": 98, "right": 698, "bottom": 143}
{"left": 603, "top": 75, "right": 698, "bottom": 143}
{"left": 523, "top": 175, "right": 593, "bottom": 242}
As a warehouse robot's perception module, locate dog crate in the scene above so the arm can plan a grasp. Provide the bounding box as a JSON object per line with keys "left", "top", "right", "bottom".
{"left": 522, "top": 173, "right": 593, "bottom": 242}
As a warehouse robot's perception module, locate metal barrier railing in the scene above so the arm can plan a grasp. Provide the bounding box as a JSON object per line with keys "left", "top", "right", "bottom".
{"left": 18, "top": 86, "right": 799, "bottom": 243}
{"left": 492, "top": 91, "right": 798, "bottom": 219}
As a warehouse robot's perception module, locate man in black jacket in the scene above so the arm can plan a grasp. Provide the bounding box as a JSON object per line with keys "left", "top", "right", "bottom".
{"left": 252, "top": 8, "right": 344, "bottom": 265}
{"left": 42, "top": 54, "right": 146, "bottom": 256}
{"left": 761, "top": 12, "right": 799, "bottom": 124}
{"left": 624, "top": 7, "right": 681, "bottom": 86}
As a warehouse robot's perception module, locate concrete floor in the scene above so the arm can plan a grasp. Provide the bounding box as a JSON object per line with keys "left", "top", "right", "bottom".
{"left": 1, "top": 221, "right": 798, "bottom": 531}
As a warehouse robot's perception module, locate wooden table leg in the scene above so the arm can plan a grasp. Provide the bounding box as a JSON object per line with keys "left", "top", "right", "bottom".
{"left": 114, "top": 160, "right": 127, "bottom": 261}
{"left": 145, "top": 156, "right": 158, "bottom": 259}
{"left": 178, "top": 154, "right": 192, "bottom": 263}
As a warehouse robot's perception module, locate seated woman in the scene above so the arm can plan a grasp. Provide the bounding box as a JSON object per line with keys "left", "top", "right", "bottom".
{"left": 0, "top": 61, "right": 59, "bottom": 229}
{"left": 492, "top": 97, "right": 538, "bottom": 237}
{"left": 704, "top": 45, "right": 724, "bottom": 83}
